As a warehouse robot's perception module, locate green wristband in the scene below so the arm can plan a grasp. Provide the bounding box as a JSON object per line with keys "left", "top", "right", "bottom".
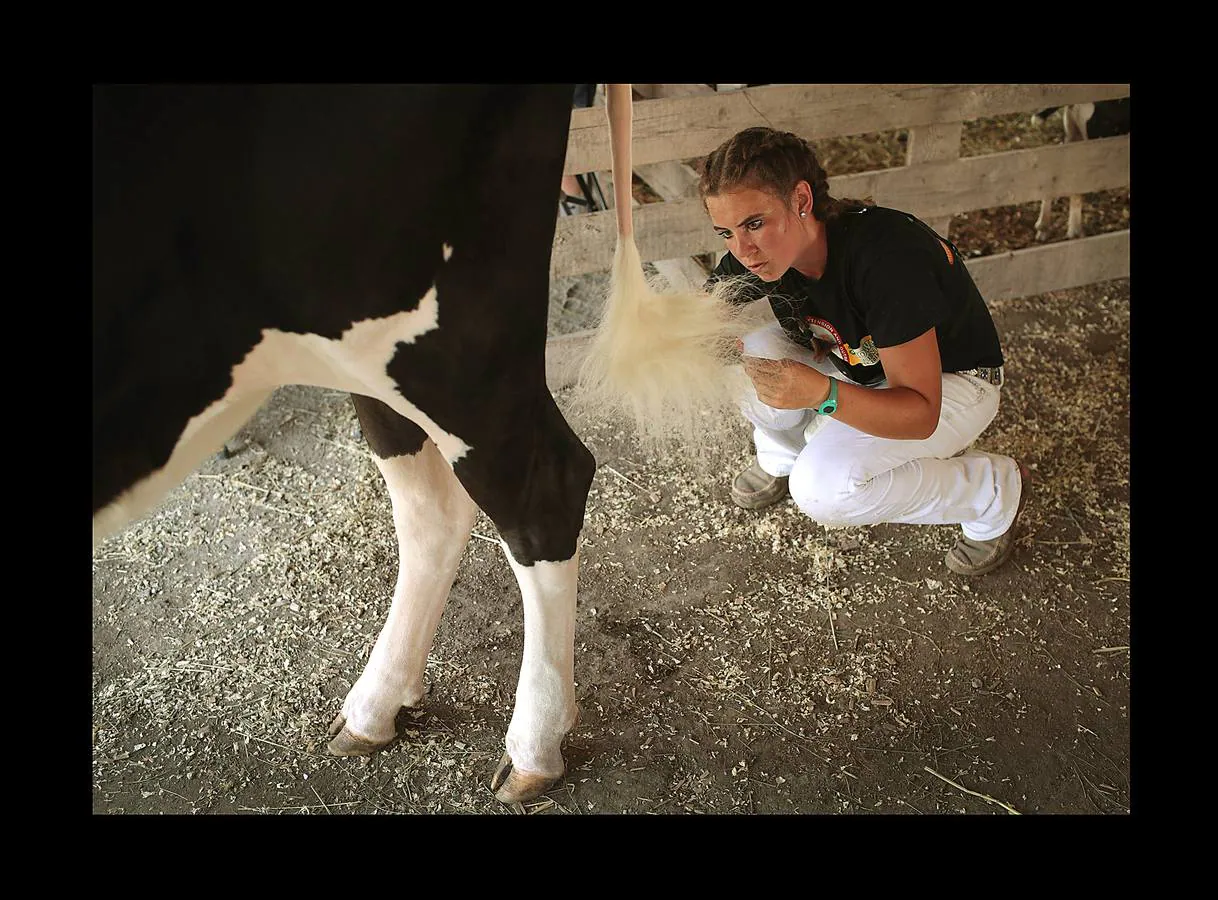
{"left": 815, "top": 377, "right": 839, "bottom": 416}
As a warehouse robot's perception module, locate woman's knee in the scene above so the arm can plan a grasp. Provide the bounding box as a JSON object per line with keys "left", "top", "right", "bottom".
{"left": 788, "top": 455, "right": 861, "bottom": 527}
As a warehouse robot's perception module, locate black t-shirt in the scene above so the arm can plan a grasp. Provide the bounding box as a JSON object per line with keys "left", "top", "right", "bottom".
{"left": 708, "top": 205, "right": 1004, "bottom": 385}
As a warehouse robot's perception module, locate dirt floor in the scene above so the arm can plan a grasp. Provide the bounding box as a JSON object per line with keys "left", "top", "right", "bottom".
{"left": 92, "top": 107, "right": 1130, "bottom": 815}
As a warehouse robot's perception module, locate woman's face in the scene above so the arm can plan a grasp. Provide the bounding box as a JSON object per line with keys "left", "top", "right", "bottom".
{"left": 706, "top": 187, "right": 805, "bottom": 282}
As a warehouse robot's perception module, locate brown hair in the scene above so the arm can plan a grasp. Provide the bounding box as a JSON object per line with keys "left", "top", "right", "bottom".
{"left": 698, "top": 126, "right": 872, "bottom": 223}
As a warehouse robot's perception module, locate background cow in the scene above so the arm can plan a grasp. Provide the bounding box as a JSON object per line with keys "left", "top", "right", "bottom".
{"left": 93, "top": 84, "right": 596, "bottom": 804}
{"left": 1031, "top": 99, "right": 1131, "bottom": 241}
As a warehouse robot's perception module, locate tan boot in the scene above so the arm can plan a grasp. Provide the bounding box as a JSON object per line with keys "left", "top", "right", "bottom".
{"left": 945, "top": 462, "right": 1031, "bottom": 576}
{"left": 731, "top": 460, "right": 789, "bottom": 510}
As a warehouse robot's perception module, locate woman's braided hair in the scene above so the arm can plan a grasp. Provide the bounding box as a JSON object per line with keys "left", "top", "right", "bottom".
{"left": 698, "top": 126, "right": 872, "bottom": 222}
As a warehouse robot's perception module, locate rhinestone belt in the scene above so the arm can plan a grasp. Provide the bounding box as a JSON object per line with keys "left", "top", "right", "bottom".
{"left": 956, "top": 366, "right": 1004, "bottom": 387}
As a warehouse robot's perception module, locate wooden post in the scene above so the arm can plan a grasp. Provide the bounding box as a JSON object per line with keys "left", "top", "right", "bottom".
{"left": 905, "top": 121, "right": 963, "bottom": 238}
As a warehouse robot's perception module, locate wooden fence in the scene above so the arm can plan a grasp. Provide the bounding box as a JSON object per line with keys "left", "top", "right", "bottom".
{"left": 545, "top": 83, "right": 1129, "bottom": 388}
{"left": 555, "top": 83, "right": 1129, "bottom": 289}
{"left": 548, "top": 84, "right": 1125, "bottom": 387}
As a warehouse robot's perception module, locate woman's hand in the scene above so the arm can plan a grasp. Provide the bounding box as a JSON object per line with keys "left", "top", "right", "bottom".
{"left": 742, "top": 355, "right": 830, "bottom": 410}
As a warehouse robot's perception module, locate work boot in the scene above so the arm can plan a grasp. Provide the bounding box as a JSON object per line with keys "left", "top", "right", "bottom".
{"left": 945, "top": 462, "right": 1031, "bottom": 576}
{"left": 731, "top": 459, "right": 789, "bottom": 510}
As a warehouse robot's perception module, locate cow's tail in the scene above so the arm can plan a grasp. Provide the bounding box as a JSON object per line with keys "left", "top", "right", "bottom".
{"left": 571, "top": 84, "right": 770, "bottom": 464}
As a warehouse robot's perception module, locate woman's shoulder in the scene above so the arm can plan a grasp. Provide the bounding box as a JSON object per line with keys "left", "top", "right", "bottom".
{"left": 836, "top": 206, "right": 941, "bottom": 261}
{"left": 837, "top": 205, "right": 916, "bottom": 239}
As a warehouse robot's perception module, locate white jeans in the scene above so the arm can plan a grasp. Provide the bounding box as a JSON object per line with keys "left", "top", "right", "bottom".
{"left": 741, "top": 324, "right": 1022, "bottom": 542}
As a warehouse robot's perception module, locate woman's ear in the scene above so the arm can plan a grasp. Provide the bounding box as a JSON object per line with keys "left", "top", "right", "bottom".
{"left": 794, "top": 180, "right": 814, "bottom": 218}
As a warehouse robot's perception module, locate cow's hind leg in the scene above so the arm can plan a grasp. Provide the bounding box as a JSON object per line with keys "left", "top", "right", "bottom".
{"left": 1063, "top": 103, "right": 1094, "bottom": 240}
{"left": 327, "top": 395, "right": 478, "bottom": 755}
{"left": 489, "top": 545, "right": 582, "bottom": 804}
{"left": 1034, "top": 196, "right": 1053, "bottom": 242}
{"left": 452, "top": 392, "right": 596, "bottom": 804}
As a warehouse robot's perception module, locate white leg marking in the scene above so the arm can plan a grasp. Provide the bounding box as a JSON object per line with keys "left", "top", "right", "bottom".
{"left": 340, "top": 441, "right": 478, "bottom": 743}
{"left": 1066, "top": 103, "right": 1096, "bottom": 142}
{"left": 502, "top": 550, "right": 579, "bottom": 777}
{"left": 1067, "top": 194, "right": 1085, "bottom": 239}
{"left": 1034, "top": 196, "right": 1052, "bottom": 241}
{"left": 1062, "top": 106, "right": 1092, "bottom": 240}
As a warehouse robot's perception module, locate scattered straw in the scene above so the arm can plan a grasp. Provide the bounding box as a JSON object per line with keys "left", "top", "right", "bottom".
{"left": 604, "top": 465, "right": 649, "bottom": 493}
{"left": 923, "top": 766, "right": 1021, "bottom": 815}
{"left": 311, "top": 785, "right": 332, "bottom": 814}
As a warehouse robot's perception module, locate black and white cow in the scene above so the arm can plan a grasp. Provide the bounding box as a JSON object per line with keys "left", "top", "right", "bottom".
{"left": 1031, "top": 98, "right": 1131, "bottom": 241}
{"left": 93, "top": 85, "right": 597, "bottom": 804}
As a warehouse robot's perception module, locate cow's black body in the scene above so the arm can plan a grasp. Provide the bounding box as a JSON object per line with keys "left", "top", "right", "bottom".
{"left": 93, "top": 84, "right": 599, "bottom": 801}
{"left": 1034, "top": 98, "right": 1131, "bottom": 139}
{"left": 93, "top": 84, "right": 594, "bottom": 564}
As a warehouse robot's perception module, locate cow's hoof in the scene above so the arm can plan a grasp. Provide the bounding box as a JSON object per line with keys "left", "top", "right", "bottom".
{"left": 326, "top": 713, "right": 393, "bottom": 757}
{"left": 490, "top": 753, "right": 562, "bottom": 804}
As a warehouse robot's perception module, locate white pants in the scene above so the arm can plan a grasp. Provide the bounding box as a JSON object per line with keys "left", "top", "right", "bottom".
{"left": 741, "top": 324, "right": 1022, "bottom": 542}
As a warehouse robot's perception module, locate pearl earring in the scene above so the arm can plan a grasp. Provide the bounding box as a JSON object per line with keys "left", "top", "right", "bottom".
{"left": 800, "top": 211, "right": 807, "bottom": 218}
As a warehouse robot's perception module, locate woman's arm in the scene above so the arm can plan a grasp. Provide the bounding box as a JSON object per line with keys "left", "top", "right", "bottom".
{"left": 743, "top": 326, "right": 943, "bottom": 440}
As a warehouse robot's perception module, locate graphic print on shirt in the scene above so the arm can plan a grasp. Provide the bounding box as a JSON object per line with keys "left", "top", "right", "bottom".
{"left": 804, "top": 316, "right": 881, "bottom": 367}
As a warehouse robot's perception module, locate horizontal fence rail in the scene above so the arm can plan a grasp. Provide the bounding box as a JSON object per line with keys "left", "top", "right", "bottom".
{"left": 563, "top": 83, "right": 1130, "bottom": 175}
{"left": 552, "top": 135, "right": 1129, "bottom": 279}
